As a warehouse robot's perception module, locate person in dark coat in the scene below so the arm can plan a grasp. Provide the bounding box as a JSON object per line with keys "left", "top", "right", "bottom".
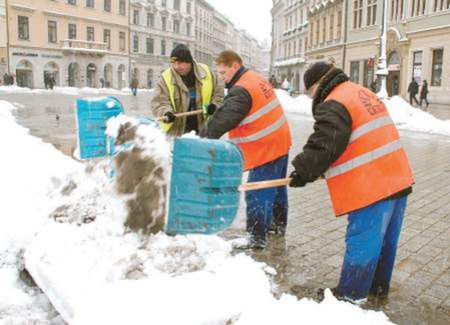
{"left": 289, "top": 62, "right": 414, "bottom": 302}
{"left": 420, "top": 80, "right": 429, "bottom": 109}
{"left": 407, "top": 78, "right": 419, "bottom": 106}
{"left": 369, "top": 78, "right": 378, "bottom": 93}
{"left": 130, "top": 77, "right": 139, "bottom": 96}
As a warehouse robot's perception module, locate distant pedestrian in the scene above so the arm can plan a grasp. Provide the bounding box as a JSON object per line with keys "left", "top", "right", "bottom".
{"left": 3, "top": 73, "right": 9, "bottom": 85}
{"left": 407, "top": 78, "right": 419, "bottom": 106}
{"left": 130, "top": 77, "right": 139, "bottom": 96}
{"left": 44, "top": 73, "right": 49, "bottom": 89}
{"left": 269, "top": 74, "right": 278, "bottom": 88}
{"left": 420, "top": 80, "right": 429, "bottom": 109}
{"left": 370, "top": 79, "right": 378, "bottom": 93}
{"left": 100, "top": 77, "right": 105, "bottom": 88}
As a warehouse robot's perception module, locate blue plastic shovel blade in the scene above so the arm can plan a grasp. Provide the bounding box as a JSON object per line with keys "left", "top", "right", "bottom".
{"left": 165, "top": 137, "right": 244, "bottom": 235}
{"left": 76, "top": 96, "right": 124, "bottom": 159}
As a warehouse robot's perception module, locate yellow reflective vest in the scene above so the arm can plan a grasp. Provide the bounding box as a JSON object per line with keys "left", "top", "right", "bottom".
{"left": 160, "top": 63, "right": 213, "bottom": 132}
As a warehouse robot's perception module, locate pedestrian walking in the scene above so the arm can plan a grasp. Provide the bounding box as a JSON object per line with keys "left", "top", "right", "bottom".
{"left": 100, "top": 77, "right": 105, "bottom": 88}
{"left": 200, "top": 50, "right": 292, "bottom": 249}
{"left": 151, "top": 44, "right": 224, "bottom": 136}
{"left": 370, "top": 78, "right": 378, "bottom": 93}
{"left": 289, "top": 62, "right": 414, "bottom": 302}
{"left": 420, "top": 80, "right": 429, "bottom": 109}
{"left": 130, "top": 77, "right": 139, "bottom": 96}
{"left": 407, "top": 78, "right": 419, "bottom": 106}
{"left": 269, "top": 74, "right": 278, "bottom": 88}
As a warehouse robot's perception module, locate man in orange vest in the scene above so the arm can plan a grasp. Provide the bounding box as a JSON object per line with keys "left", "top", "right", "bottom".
{"left": 200, "top": 50, "right": 292, "bottom": 249}
{"left": 289, "top": 62, "right": 414, "bottom": 301}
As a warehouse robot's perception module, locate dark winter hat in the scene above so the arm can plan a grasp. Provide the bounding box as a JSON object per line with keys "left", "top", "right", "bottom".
{"left": 304, "top": 62, "right": 333, "bottom": 90}
{"left": 170, "top": 44, "right": 193, "bottom": 63}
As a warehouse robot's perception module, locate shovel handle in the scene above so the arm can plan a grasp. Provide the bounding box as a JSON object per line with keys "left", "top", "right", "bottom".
{"left": 239, "top": 178, "right": 292, "bottom": 192}
{"left": 156, "top": 109, "right": 203, "bottom": 122}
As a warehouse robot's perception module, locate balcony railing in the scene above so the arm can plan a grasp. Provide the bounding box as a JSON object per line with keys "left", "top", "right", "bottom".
{"left": 61, "top": 39, "right": 108, "bottom": 55}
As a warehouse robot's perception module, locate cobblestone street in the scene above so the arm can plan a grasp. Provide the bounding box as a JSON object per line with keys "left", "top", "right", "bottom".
{"left": 3, "top": 91, "right": 450, "bottom": 325}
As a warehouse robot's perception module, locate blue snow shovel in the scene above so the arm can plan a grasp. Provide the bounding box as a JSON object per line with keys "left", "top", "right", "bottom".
{"left": 76, "top": 96, "right": 124, "bottom": 159}
{"left": 165, "top": 137, "right": 292, "bottom": 235}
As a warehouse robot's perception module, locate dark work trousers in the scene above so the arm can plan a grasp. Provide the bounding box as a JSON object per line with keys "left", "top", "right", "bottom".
{"left": 337, "top": 196, "right": 408, "bottom": 301}
{"left": 245, "top": 154, "right": 289, "bottom": 246}
{"left": 409, "top": 94, "right": 419, "bottom": 106}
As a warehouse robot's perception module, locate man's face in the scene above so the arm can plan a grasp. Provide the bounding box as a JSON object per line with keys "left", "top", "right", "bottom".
{"left": 306, "top": 82, "right": 319, "bottom": 99}
{"left": 171, "top": 61, "right": 192, "bottom": 76}
{"left": 216, "top": 62, "right": 240, "bottom": 84}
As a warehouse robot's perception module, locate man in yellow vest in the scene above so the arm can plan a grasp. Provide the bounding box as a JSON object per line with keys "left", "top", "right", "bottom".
{"left": 200, "top": 50, "right": 292, "bottom": 249}
{"left": 289, "top": 62, "right": 414, "bottom": 302}
{"left": 151, "top": 44, "right": 224, "bottom": 137}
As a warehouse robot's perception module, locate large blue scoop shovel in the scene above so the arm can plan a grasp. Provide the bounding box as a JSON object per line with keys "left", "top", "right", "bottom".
{"left": 165, "top": 137, "right": 292, "bottom": 235}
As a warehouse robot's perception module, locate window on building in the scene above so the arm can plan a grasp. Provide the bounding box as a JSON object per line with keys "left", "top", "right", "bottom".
{"left": 174, "top": 0, "right": 180, "bottom": 11}
{"left": 68, "top": 23, "right": 77, "bottom": 39}
{"left": 146, "top": 37, "right": 154, "bottom": 54}
{"left": 187, "top": 2, "right": 191, "bottom": 14}
{"left": 412, "top": 51, "right": 423, "bottom": 83}
{"left": 48, "top": 20, "right": 57, "bottom": 43}
{"left": 162, "top": 17, "right": 167, "bottom": 31}
{"left": 87, "top": 26, "right": 95, "bottom": 41}
{"left": 186, "top": 22, "right": 191, "bottom": 36}
{"left": 173, "top": 20, "right": 180, "bottom": 33}
{"left": 103, "top": 29, "right": 111, "bottom": 49}
{"left": 391, "top": 0, "right": 404, "bottom": 21}
{"left": 350, "top": 61, "right": 360, "bottom": 83}
{"left": 309, "top": 21, "right": 314, "bottom": 47}
{"left": 147, "top": 13, "right": 154, "bottom": 27}
{"left": 86, "top": 0, "right": 94, "bottom": 8}
{"left": 133, "top": 35, "right": 139, "bottom": 52}
{"left": 337, "top": 11, "right": 342, "bottom": 39}
{"left": 18, "top": 16, "right": 29, "bottom": 40}
{"left": 322, "top": 17, "right": 326, "bottom": 43}
{"left": 119, "top": 31, "right": 126, "bottom": 51}
{"left": 329, "top": 14, "right": 334, "bottom": 41}
{"left": 315, "top": 20, "right": 320, "bottom": 45}
{"left": 162, "top": 0, "right": 167, "bottom": 7}
{"left": 353, "top": 0, "right": 363, "bottom": 29}
{"left": 133, "top": 10, "right": 139, "bottom": 25}
{"left": 119, "top": 0, "right": 126, "bottom": 15}
{"left": 367, "top": 0, "right": 377, "bottom": 25}
{"left": 104, "top": 0, "right": 111, "bottom": 12}
{"left": 161, "top": 40, "right": 166, "bottom": 55}
{"left": 431, "top": 49, "right": 443, "bottom": 86}
{"left": 67, "top": 0, "right": 76, "bottom": 5}
{"left": 363, "top": 59, "right": 374, "bottom": 87}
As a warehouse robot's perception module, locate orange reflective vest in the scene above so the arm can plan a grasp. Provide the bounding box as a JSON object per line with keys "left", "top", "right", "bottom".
{"left": 228, "top": 70, "right": 291, "bottom": 171}
{"left": 324, "top": 81, "right": 414, "bottom": 216}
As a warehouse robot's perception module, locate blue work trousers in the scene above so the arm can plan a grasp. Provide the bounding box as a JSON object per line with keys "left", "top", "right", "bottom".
{"left": 245, "top": 155, "right": 288, "bottom": 244}
{"left": 337, "top": 196, "right": 408, "bottom": 300}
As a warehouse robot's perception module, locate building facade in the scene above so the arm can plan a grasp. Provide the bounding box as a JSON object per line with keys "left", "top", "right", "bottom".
{"left": 0, "top": 0, "right": 6, "bottom": 77}
{"left": 272, "top": 0, "right": 450, "bottom": 104}
{"left": 5, "top": 0, "right": 130, "bottom": 89}
{"left": 195, "top": 0, "right": 214, "bottom": 66}
{"left": 130, "top": 0, "right": 195, "bottom": 89}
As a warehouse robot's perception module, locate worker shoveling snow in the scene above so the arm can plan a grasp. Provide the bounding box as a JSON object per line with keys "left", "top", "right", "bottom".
{"left": 0, "top": 99, "right": 394, "bottom": 324}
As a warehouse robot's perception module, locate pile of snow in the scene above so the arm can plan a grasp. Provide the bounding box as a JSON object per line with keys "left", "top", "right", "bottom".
{"left": 0, "top": 99, "right": 393, "bottom": 324}
{"left": 0, "top": 85, "right": 154, "bottom": 96}
{"left": 277, "top": 89, "right": 450, "bottom": 137}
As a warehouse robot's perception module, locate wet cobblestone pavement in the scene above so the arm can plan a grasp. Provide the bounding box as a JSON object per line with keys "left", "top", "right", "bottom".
{"left": 3, "top": 91, "right": 450, "bottom": 325}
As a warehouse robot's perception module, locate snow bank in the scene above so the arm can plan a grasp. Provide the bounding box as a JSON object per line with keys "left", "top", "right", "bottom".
{"left": 0, "top": 99, "right": 393, "bottom": 324}
{"left": 276, "top": 89, "right": 450, "bottom": 137}
{"left": 0, "top": 85, "right": 154, "bottom": 96}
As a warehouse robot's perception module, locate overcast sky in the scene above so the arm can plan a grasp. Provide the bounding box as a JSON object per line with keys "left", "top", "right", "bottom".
{"left": 207, "top": 0, "right": 273, "bottom": 44}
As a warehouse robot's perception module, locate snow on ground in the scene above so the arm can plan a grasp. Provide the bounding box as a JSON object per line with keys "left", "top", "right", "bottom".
{"left": 276, "top": 89, "right": 450, "bottom": 137}
{"left": 0, "top": 85, "right": 154, "bottom": 96}
{"left": 0, "top": 99, "right": 393, "bottom": 324}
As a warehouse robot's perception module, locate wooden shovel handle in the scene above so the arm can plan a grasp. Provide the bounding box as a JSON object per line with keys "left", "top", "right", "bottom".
{"left": 239, "top": 178, "right": 292, "bottom": 192}
{"left": 156, "top": 109, "right": 203, "bottom": 121}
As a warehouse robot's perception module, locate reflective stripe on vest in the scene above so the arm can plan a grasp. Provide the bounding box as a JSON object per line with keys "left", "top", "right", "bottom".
{"left": 160, "top": 63, "right": 213, "bottom": 132}
{"left": 325, "top": 139, "right": 402, "bottom": 179}
{"left": 230, "top": 114, "right": 287, "bottom": 144}
{"left": 349, "top": 115, "right": 393, "bottom": 143}
{"left": 239, "top": 98, "right": 281, "bottom": 126}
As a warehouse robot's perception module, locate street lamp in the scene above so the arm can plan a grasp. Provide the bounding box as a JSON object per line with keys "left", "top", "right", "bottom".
{"left": 376, "top": 0, "right": 388, "bottom": 99}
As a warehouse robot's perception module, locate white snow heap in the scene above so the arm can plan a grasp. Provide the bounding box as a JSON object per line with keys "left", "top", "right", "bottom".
{"left": 0, "top": 99, "right": 394, "bottom": 324}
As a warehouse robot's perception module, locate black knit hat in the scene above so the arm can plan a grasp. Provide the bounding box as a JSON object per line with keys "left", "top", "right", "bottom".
{"left": 170, "top": 44, "right": 193, "bottom": 63}
{"left": 304, "top": 62, "right": 333, "bottom": 90}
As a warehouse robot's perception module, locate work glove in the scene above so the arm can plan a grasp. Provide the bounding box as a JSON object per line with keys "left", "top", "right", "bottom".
{"left": 163, "top": 111, "right": 176, "bottom": 123}
{"left": 289, "top": 170, "right": 306, "bottom": 188}
{"left": 206, "top": 103, "right": 217, "bottom": 115}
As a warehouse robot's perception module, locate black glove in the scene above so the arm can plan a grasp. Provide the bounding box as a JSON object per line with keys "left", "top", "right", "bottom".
{"left": 206, "top": 103, "right": 217, "bottom": 115}
{"left": 163, "top": 111, "right": 176, "bottom": 123}
{"left": 289, "top": 170, "right": 306, "bottom": 188}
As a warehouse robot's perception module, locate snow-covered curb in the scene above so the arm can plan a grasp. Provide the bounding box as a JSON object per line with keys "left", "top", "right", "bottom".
{"left": 276, "top": 90, "right": 450, "bottom": 137}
